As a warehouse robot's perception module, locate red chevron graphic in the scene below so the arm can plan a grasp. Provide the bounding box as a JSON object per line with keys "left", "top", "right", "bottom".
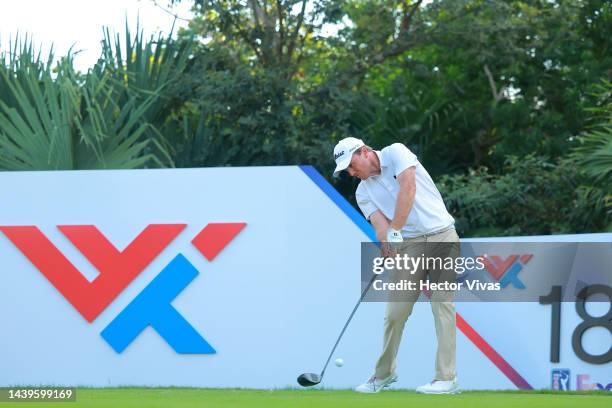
{"left": 192, "top": 223, "right": 246, "bottom": 261}
{"left": 0, "top": 224, "right": 186, "bottom": 322}
{"left": 481, "top": 255, "right": 518, "bottom": 281}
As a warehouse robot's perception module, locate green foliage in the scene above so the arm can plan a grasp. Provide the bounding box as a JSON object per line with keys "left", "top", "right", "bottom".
{"left": 0, "top": 21, "right": 197, "bottom": 171}
{"left": 354, "top": 0, "right": 612, "bottom": 172}
{"left": 97, "top": 21, "right": 193, "bottom": 128}
{"left": 438, "top": 155, "right": 609, "bottom": 237}
{"left": 0, "top": 37, "right": 167, "bottom": 170}
{"left": 0, "top": 1, "right": 610, "bottom": 236}
{"left": 572, "top": 80, "right": 612, "bottom": 183}
{"left": 438, "top": 77, "right": 612, "bottom": 237}
{"left": 349, "top": 83, "right": 461, "bottom": 175}
{"left": 570, "top": 79, "right": 612, "bottom": 230}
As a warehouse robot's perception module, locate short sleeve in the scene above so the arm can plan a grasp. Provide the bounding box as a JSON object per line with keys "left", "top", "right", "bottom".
{"left": 387, "top": 143, "right": 418, "bottom": 176}
{"left": 355, "top": 183, "right": 377, "bottom": 220}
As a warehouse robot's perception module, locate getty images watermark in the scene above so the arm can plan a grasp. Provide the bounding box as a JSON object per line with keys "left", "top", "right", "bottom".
{"left": 371, "top": 253, "right": 498, "bottom": 292}
{"left": 360, "top": 242, "right": 612, "bottom": 302}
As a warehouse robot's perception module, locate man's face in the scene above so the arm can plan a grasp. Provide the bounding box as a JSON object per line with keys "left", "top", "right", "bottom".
{"left": 346, "top": 149, "right": 371, "bottom": 180}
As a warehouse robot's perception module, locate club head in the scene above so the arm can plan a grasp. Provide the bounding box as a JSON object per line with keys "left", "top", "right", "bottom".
{"left": 297, "top": 373, "right": 321, "bottom": 387}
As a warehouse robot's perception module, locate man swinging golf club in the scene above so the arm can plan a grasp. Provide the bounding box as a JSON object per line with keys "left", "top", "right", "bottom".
{"left": 332, "top": 137, "right": 460, "bottom": 394}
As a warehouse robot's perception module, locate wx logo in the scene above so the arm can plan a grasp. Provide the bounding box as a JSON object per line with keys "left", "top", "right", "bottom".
{"left": 480, "top": 254, "right": 533, "bottom": 289}
{"left": 0, "top": 223, "right": 246, "bottom": 354}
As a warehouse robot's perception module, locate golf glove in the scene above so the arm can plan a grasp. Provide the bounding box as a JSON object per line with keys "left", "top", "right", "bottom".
{"left": 386, "top": 228, "right": 403, "bottom": 243}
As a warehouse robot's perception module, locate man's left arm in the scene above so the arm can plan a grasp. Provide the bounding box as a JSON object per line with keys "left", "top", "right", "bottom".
{"left": 390, "top": 167, "right": 416, "bottom": 231}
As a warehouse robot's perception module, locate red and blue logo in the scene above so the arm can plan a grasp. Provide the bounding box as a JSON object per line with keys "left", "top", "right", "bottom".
{"left": 0, "top": 223, "right": 246, "bottom": 354}
{"left": 481, "top": 254, "right": 533, "bottom": 289}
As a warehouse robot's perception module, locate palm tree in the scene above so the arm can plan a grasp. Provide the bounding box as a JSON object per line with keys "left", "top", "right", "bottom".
{"left": 571, "top": 79, "right": 612, "bottom": 229}
{"left": 0, "top": 23, "right": 192, "bottom": 171}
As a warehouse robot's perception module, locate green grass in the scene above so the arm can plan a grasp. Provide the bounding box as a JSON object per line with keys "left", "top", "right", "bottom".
{"left": 4, "top": 388, "right": 611, "bottom": 408}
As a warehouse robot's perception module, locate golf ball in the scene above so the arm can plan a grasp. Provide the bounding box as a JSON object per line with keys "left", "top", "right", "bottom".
{"left": 334, "top": 358, "right": 344, "bottom": 367}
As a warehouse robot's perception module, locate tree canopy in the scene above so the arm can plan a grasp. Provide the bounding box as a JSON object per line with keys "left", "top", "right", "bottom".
{"left": 0, "top": 0, "right": 610, "bottom": 235}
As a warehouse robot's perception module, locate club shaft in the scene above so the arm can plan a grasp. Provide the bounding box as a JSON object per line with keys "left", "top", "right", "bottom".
{"left": 319, "top": 272, "right": 378, "bottom": 378}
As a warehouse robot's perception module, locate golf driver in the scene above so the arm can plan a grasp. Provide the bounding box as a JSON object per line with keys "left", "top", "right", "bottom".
{"left": 297, "top": 271, "right": 380, "bottom": 387}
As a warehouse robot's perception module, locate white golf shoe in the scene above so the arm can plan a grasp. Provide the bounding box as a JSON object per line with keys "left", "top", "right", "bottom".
{"left": 416, "top": 377, "right": 460, "bottom": 394}
{"left": 355, "top": 374, "right": 398, "bottom": 393}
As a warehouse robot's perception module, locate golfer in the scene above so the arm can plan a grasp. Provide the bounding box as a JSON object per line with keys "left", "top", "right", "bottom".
{"left": 332, "top": 137, "right": 460, "bottom": 394}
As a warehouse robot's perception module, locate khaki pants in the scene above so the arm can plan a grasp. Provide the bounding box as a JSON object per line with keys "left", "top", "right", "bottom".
{"left": 374, "top": 227, "right": 459, "bottom": 381}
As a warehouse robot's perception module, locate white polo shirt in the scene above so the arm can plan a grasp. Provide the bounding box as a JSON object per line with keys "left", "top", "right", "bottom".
{"left": 355, "top": 143, "right": 454, "bottom": 238}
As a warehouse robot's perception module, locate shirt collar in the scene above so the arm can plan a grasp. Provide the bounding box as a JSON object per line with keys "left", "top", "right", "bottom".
{"left": 375, "top": 150, "right": 388, "bottom": 168}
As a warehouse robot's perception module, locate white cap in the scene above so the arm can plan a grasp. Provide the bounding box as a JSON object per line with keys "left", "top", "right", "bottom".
{"left": 332, "top": 137, "right": 365, "bottom": 177}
